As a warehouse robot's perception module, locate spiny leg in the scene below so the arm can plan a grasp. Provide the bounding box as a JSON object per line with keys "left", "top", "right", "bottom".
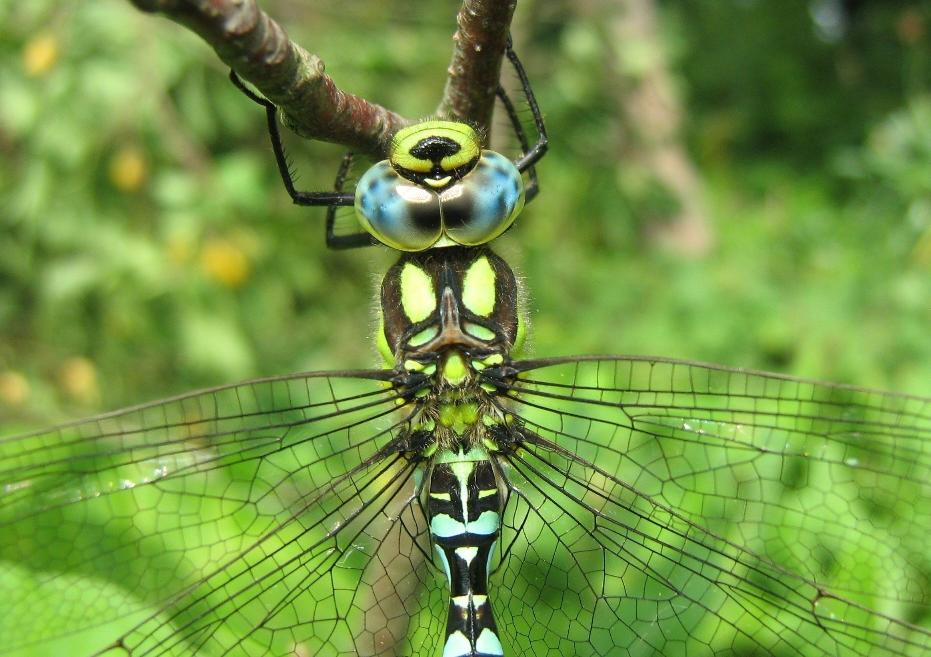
{"left": 503, "top": 36, "right": 548, "bottom": 175}
{"left": 228, "top": 71, "right": 355, "bottom": 208}
{"left": 496, "top": 84, "right": 540, "bottom": 204}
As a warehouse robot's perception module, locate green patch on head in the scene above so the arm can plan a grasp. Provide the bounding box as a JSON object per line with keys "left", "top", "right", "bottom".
{"left": 390, "top": 121, "right": 481, "bottom": 173}
{"left": 400, "top": 263, "right": 436, "bottom": 323}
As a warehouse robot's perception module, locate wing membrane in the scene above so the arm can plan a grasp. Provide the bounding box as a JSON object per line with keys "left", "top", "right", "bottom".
{"left": 3, "top": 356, "right": 928, "bottom": 656}
{"left": 0, "top": 370, "right": 445, "bottom": 657}
{"left": 490, "top": 356, "right": 931, "bottom": 656}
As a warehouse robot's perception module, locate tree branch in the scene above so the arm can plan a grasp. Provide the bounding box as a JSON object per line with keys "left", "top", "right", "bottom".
{"left": 436, "top": 0, "right": 518, "bottom": 141}
{"left": 129, "top": 0, "right": 408, "bottom": 157}
{"left": 128, "top": 0, "right": 517, "bottom": 156}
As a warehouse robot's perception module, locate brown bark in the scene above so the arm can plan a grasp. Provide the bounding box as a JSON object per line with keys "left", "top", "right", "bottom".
{"left": 436, "top": 0, "right": 518, "bottom": 143}
{"left": 603, "top": 0, "right": 712, "bottom": 256}
{"left": 128, "top": 0, "right": 516, "bottom": 157}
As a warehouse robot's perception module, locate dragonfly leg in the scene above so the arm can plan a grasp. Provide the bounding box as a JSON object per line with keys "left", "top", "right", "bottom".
{"left": 503, "top": 36, "right": 548, "bottom": 176}
{"left": 228, "top": 71, "right": 355, "bottom": 208}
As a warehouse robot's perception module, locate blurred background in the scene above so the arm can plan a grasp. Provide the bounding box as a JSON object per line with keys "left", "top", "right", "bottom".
{"left": 1, "top": 0, "right": 929, "bottom": 425}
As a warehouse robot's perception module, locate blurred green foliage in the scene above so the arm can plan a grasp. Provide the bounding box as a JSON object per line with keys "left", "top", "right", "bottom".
{"left": 0, "top": 0, "right": 929, "bottom": 425}
{"left": 1, "top": 3, "right": 930, "bottom": 656}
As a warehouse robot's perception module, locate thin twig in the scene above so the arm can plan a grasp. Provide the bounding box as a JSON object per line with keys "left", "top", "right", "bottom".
{"left": 437, "top": 0, "right": 518, "bottom": 141}
{"left": 128, "top": 0, "right": 517, "bottom": 156}
{"left": 129, "top": 0, "right": 407, "bottom": 157}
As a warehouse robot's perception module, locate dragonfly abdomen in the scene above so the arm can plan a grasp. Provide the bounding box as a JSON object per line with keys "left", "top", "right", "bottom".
{"left": 427, "top": 448, "right": 505, "bottom": 657}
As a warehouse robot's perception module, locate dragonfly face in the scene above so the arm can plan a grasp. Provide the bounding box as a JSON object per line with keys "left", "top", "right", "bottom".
{"left": 355, "top": 122, "right": 526, "bottom": 251}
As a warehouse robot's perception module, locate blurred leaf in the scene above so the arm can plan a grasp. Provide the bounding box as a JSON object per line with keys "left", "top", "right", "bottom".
{"left": 179, "top": 310, "right": 254, "bottom": 381}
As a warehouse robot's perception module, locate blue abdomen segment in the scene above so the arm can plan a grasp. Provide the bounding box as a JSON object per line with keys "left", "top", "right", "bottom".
{"left": 427, "top": 449, "right": 505, "bottom": 657}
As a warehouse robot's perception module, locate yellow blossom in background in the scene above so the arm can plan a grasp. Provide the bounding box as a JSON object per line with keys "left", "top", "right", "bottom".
{"left": 58, "top": 357, "right": 100, "bottom": 406}
{"left": 22, "top": 32, "right": 59, "bottom": 77}
{"left": 0, "top": 371, "right": 30, "bottom": 407}
{"left": 200, "top": 237, "right": 251, "bottom": 288}
{"left": 109, "top": 146, "right": 148, "bottom": 193}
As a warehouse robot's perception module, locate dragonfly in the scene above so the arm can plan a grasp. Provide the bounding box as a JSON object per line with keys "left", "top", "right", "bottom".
{"left": 1, "top": 30, "right": 930, "bottom": 657}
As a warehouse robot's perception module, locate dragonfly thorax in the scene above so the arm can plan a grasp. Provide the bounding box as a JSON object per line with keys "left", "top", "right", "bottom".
{"left": 379, "top": 247, "right": 524, "bottom": 388}
{"left": 354, "top": 121, "right": 525, "bottom": 251}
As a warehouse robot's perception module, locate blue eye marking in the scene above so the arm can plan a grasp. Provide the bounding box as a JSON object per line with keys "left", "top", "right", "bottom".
{"left": 354, "top": 150, "right": 524, "bottom": 251}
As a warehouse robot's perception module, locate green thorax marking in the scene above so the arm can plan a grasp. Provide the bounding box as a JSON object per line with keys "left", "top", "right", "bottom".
{"left": 442, "top": 352, "right": 469, "bottom": 386}
{"left": 399, "top": 262, "right": 436, "bottom": 323}
{"left": 438, "top": 402, "right": 479, "bottom": 435}
{"left": 461, "top": 256, "right": 496, "bottom": 317}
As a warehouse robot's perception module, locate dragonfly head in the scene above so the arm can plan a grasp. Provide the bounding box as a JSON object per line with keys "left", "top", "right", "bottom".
{"left": 354, "top": 121, "right": 525, "bottom": 251}
{"left": 378, "top": 247, "right": 526, "bottom": 387}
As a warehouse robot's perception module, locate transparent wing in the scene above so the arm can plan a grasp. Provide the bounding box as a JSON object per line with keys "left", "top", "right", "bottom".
{"left": 0, "top": 370, "right": 446, "bottom": 657}
{"left": 488, "top": 355, "right": 931, "bottom": 657}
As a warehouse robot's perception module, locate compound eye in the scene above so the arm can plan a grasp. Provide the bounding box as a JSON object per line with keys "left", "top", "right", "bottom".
{"left": 355, "top": 161, "right": 443, "bottom": 251}
{"left": 440, "top": 152, "right": 524, "bottom": 246}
